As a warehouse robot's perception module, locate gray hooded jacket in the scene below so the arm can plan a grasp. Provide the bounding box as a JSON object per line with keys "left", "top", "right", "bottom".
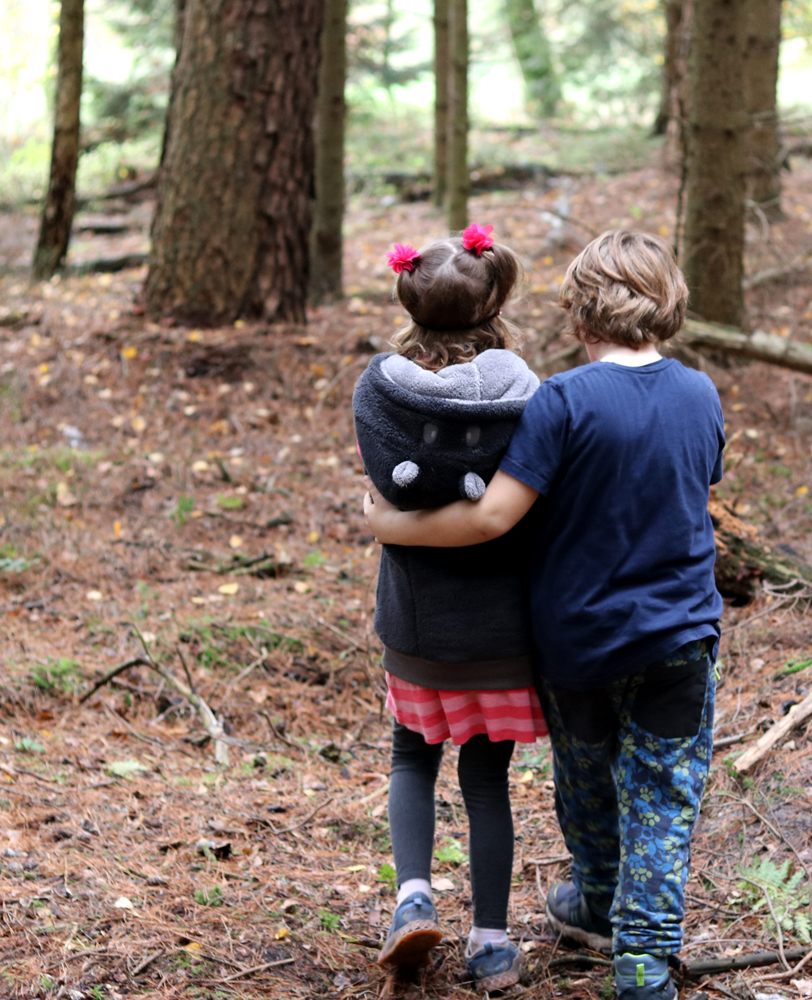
{"left": 353, "top": 349, "right": 540, "bottom": 690}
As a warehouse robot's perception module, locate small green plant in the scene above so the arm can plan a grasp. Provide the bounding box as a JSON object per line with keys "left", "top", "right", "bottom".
{"left": 30, "top": 657, "right": 83, "bottom": 695}
{"left": 434, "top": 837, "right": 466, "bottom": 866}
{"left": 194, "top": 885, "right": 224, "bottom": 907}
{"left": 377, "top": 862, "right": 397, "bottom": 890}
{"left": 173, "top": 494, "right": 195, "bottom": 526}
{"left": 738, "top": 856, "right": 810, "bottom": 943}
{"left": 776, "top": 658, "right": 812, "bottom": 678}
{"left": 89, "top": 987, "right": 105, "bottom": 1000}
{"left": 0, "top": 555, "right": 37, "bottom": 573}
{"left": 40, "top": 974, "right": 55, "bottom": 992}
{"left": 320, "top": 909, "right": 341, "bottom": 932}
{"left": 15, "top": 737, "right": 46, "bottom": 754}
{"left": 303, "top": 550, "right": 327, "bottom": 567}
{"left": 517, "top": 745, "right": 551, "bottom": 776}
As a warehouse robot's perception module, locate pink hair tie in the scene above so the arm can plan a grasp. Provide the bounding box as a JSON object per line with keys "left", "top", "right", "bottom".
{"left": 387, "top": 243, "right": 420, "bottom": 273}
{"left": 462, "top": 223, "right": 494, "bottom": 256}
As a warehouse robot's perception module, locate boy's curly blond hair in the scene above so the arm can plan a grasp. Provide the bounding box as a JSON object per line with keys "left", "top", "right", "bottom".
{"left": 560, "top": 230, "right": 688, "bottom": 347}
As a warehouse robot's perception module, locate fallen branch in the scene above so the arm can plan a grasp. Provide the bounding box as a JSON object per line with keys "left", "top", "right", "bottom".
{"left": 733, "top": 689, "right": 812, "bottom": 773}
{"left": 680, "top": 319, "right": 812, "bottom": 377}
{"left": 682, "top": 946, "right": 811, "bottom": 977}
{"left": 80, "top": 640, "right": 231, "bottom": 766}
{"left": 744, "top": 254, "right": 812, "bottom": 291}
{"left": 273, "top": 796, "right": 335, "bottom": 835}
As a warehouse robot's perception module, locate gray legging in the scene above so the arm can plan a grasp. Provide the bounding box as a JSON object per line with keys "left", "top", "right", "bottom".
{"left": 388, "top": 721, "right": 515, "bottom": 930}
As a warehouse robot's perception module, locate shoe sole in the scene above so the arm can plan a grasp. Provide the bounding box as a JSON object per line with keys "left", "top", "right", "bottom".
{"left": 378, "top": 921, "right": 443, "bottom": 970}
{"left": 545, "top": 904, "right": 613, "bottom": 953}
{"left": 474, "top": 959, "right": 523, "bottom": 993}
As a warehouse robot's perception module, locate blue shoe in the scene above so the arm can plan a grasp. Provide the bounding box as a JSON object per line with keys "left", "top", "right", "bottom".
{"left": 378, "top": 892, "right": 443, "bottom": 970}
{"left": 615, "top": 953, "right": 677, "bottom": 1000}
{"left": 466, "top": 941, "right": 523, "bottom": 993}
{"left": 546, "top": 882, "right": 613, "bottom": 953}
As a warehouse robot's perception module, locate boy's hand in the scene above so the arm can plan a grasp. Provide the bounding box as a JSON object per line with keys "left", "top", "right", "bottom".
{"left": 363, "top": 478, "right": 397, "bottom": 537}
{"left": 361, "top": 470, "right": 539, "bottom": 548}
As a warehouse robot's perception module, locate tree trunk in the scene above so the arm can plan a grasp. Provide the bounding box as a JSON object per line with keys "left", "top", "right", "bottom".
{"left": 682, "top": 0, "right": 747, "bottom": 327}
{"left": 32, "top": 0, "right": 84, "bottom": 281}
{"left": 653, "top": 0, "right": 684, "bottom": 136}
{"left": 447, "top": 0, "right": 468, "bottom": 232}
{"left": 144, "top": 0, "right": 325, "bottom": 327}
{"left": 503, "top": 0, "right": 559, "bottom": 118}
{"left": 434, "top": 0, "right": 449, "bottom": 208}
{"left": 743, "top": 0, "right": 782, "bottom": 218}
{"left": 310, "top": 0, "right": 347, "bottom": 302}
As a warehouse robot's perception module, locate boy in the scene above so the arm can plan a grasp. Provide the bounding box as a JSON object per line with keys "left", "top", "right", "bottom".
{"left": 364, "top": 230, "right": 725, "bottom": 1000}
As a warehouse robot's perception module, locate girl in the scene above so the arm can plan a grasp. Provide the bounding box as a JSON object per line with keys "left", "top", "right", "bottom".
{"left": 353, "top": 225, "right": 547, "bottom": 992}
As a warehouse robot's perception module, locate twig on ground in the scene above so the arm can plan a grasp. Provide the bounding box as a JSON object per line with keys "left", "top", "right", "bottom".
{"left": 219, "top": 956, "right": 296, "bottom": 982}
{"left": 682, "top": 947, "right": 810, "bottom": 977}
{"left": 130, "top": 949, "right": 164, "bottom": 976}
{"left": 274, "top": 796, "right": 335, "bottom": 835}
{"left": 732, "top": 689, "right": 812, "bottom": 773}
{"left": 525, "top": 855, "right": 572, "bottom": 867}
{"left": 712, "top": 730, "right": 759, "bottom": 750}
{"left": 755, "top": 945, "right": 812, "bottom": 980}
{"left": 259, "top": 711, "right": 307, "bottom": 755}
{"left": 79, "top": 657, "right": 152, "bottom": 703}
{"left": 738, "top": 875, "right": 790, "bottom": 970}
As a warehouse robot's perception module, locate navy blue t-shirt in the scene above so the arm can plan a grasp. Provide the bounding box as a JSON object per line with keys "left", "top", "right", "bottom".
{"left": 500, "top": 357, "right": 725, "bottom": 690}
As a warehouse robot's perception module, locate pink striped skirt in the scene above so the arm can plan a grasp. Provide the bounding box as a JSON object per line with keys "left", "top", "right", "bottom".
{"left": 385, "top": 672, "right": 548, "bottom": 746}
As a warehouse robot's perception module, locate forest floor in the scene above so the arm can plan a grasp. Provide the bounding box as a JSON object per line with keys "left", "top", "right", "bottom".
{"left": 1, "top": 151, "right": 812, "bottom": 1000}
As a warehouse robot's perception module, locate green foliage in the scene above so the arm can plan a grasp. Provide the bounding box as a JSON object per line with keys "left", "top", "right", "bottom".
{"left": 517, "top": 745, "right": 551, "bottom": 776}
{"left": 30, "top": 658, "right": 83, "bottom": 695}
{"left": 348, "top": 0, "right": 431, "bottom": 94}
{"left": 173, "top": 494, "right": 195, "bottom": 526}
{"left": 15, "top": 736, "right": 46, "bottom": 754}
{"left": 303, "top": 551, "right": 327, "bottom": 567}
{"left": 434, "top": 837, "right": 466, "bottom": 866}
{"left": 194, "top": 885, "right": 224, "bottom": 907}
{"left": 182, "top": 619, "right": 302, "bottom": 674}
{"left": 320, "top": 909, "right": 341, "bottom": 931}
{"left": 777, "top": 657, "right": 812, "bottom": 678}
{"left": 0, "top": 555, "right": 36, "bottom": 573}
{"left": 738, "top": 856, "right": 811, "bottom": 943}
{"left": 377, "top": 862, "right": 397, "bottom": 889}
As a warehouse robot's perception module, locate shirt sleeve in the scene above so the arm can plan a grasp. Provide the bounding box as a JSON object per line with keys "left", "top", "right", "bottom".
{"left": 499, "top": 380, "right": 569, "bottom": 496}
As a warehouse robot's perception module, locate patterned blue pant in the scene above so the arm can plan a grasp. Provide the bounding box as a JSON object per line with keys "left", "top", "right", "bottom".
{"left": 538, "top": 640, "right": 716, "bottom": 956}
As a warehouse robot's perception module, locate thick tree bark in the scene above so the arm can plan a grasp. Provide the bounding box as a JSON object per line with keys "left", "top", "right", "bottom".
{"left": 145, "top": 0, "right": 325, "bottom": 326}
{"left": 743, "top": 0, "right": 782, "bottom": 217}
{"left": 503, "top": 0, "right": 559, "bottom": 118}
{"left": 32, "top": 0, "right": 84, "bottom": 280}
{"left": 310, "top": 0, "right": 347, "bottom": 302}
{"left": 682, "top": 0, "right": 747, "bottom": 327}
{"left": 447, "top": 0, "right": 468, "bottom": 232}
{"left": 653, "top": 0, "right": 684, "bottom": 136}
{"left": 434, "top": 0, "right": 449, "bottom": 208}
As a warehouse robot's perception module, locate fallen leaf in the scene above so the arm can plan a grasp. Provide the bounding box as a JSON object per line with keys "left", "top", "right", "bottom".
{"left": 183, "top": 941, "right": 203, "bottom": 953}
{"left": 293, "top": 581, "right": 312, "bottom": 594}
{"left": 105, "top": 759, "right": 148, "bottom": 778}
{"left": 218, "top": 582, "right": 239, "bottom": 596}
{"left": 86, "top": 590, "right": 104, "bottom": 602}
{"left": 121, "top": 346, "right": 137, "bottom": 360}
{"left": 56, "top": 482, "right": 78, "bottom": 507}
{"left": 229, "top": 535, "right": 243, "bottom": 549}
{"left": 519, "top": 770, "right": 534, "bottom": 784}
{"left": 275, "top": 926, "right": 290, "bottom": 940}
{"left": 130, "top": 415, "right": 146, "bottom": 434}
{"left": 431, "top": 877, "right": 455, "bottom": 892}
{"left": 113, "top": 897, "right": 134, "bottom": 909}
{"left": 791, "top": 980, "right": 812, "bottom": 997}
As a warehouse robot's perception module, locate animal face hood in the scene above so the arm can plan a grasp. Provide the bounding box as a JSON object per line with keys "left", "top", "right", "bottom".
{"left": 353, "top": 349, "right": 540, "bottom": 510}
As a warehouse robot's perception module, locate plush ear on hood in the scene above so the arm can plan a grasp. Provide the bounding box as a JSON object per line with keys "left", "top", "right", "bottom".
{"left": 392, "top": 461, "right": 420, "bottom": 488}
{"left": 460, "top": 472, "right": 486, "bottom": 501}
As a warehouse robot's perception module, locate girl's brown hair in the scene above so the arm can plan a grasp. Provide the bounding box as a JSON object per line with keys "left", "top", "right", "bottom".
{"left": 390, "top": 237, "right": 524, "bottom": 371}
{"left": 560, "top": 230, "right": 688, "bottom": 347}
